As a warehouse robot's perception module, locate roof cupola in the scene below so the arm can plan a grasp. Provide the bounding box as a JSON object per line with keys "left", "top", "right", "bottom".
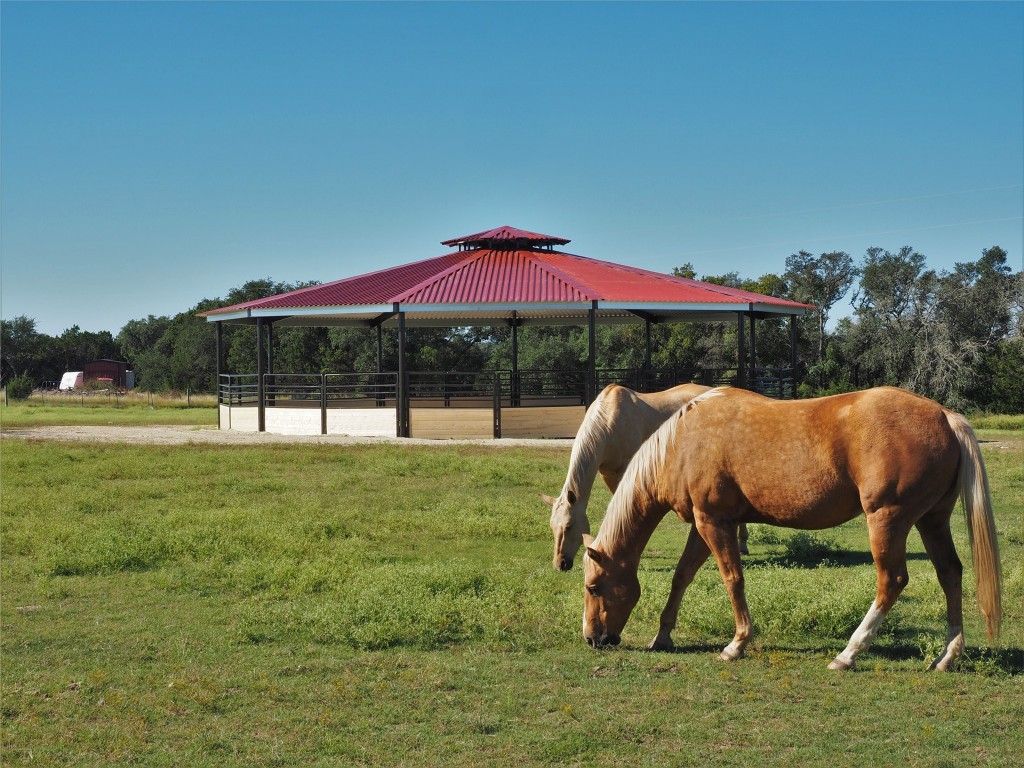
{"left": 441, "top": 225, "right": 570, "bottom": 252}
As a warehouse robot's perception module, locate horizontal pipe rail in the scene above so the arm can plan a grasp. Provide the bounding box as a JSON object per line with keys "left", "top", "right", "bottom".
{"left": 220, "top": 367, "right": 798, "bottom": 409}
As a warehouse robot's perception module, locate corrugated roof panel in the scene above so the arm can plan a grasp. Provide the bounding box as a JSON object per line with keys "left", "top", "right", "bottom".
{"left": 536, "top": 252, "right": 810, "bottom": 308}
{"left": 207, "top": 252, "right": 470, "bottom": 314}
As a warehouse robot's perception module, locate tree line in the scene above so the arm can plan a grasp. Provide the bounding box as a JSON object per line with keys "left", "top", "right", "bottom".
{"left": 3, "top": 245, "right": 1021, "bottom": 412}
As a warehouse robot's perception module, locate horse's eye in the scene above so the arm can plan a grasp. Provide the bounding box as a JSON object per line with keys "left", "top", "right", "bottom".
{"left": 586, "top": 584, "right": 600, "bottom": 597}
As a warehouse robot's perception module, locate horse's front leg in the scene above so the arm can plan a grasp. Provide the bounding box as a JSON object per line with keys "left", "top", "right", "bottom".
{"left": 828, "top": 513, "right": 910, "bottom": 671}
{"left": 694, "top": 516, "right": 752, "bottom": 661}
{"left": 649, "top": 525, "right": 711, "bottom": 651}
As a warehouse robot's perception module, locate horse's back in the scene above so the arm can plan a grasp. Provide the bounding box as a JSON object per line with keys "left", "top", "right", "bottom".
{"left": 672, "top": 387, "right": 961, "bottom": 525}
{"left": 592, "top": 383, "right": 710, "bottom": 484}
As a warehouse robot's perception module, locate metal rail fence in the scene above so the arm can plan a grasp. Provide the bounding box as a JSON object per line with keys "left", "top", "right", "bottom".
{"left": 218, "top": 367, "right": 797, "bottom": 435}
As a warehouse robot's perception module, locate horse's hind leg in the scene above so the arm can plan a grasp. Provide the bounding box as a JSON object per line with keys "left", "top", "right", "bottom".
{"left": 649, "top": 525, "right": 711, "bottom": 651}
{"left": 916, "top": 506, "right": 965, "bottom": 671}
{"left": 738, "top": 523, "right": 750, "bottom": 556}
{"left": 829, "top": 512, "right": 911, "bottom": 671}
{"left": 694, "top": 517, "right": 751, "bottom": 661}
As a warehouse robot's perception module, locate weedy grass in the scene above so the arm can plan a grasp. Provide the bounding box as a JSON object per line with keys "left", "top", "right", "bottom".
{"left": 0, "top": 398, "right": 217, "bottom": 427}
{"left": 970, "top": 413, "right": 1024, "bottom": 430}
{"left": 2, "top": 433, "right": 1022, "bottom": 767}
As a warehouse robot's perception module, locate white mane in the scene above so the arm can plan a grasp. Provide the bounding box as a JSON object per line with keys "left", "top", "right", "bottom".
{"left": 593, "top": 387, "right": 725, "bottom": 548}
{"left": 561, "top": 389, "right": 616, "bottom": 496}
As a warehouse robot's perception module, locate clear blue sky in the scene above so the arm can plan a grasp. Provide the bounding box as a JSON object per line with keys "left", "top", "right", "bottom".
{"left": 2, "top": 1, "right": 1022, "bottom": 337}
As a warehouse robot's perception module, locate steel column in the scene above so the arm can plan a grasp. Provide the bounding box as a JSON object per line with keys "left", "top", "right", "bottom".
{"left": 397, "top": 311, "right": 408, "bottom": 437}
{"left": 749, "top": 314, "right": 757, "bottom": 379}
{"left": 215, "top": 321, "right": 222, "bottom": 428}
{"left": 736, "top": 313, "right": 747, "bottom": 389}
{"left": 790, "top": 314, "right": 798, "bottom": 398}
{"left": 511, "top": 311, "right": 520, "bottom": 407}
{"left": 267, "top": 322, "right": 274, "bottom": 374}
{"left": 587, "top": 301, "right": 597, "bottom": 405}
{"left": 256, "top": 318, "right": 265, "bottom": 432}
{"left": 644, "top": 320, "right": 652, "bottom": 373}
{"left": 266, "top": 322, "right": 275, "bottom": 408}
{"left": 376, "top": 325, "right": 384, "bottom": 373}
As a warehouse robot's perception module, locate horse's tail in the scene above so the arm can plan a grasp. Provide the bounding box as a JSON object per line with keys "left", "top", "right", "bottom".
{"left": 946, "top": 411, "right": 1002, "bottom": 643}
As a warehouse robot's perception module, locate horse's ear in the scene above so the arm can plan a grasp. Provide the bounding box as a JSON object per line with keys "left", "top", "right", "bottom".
{"left": 540, "top": 494, "right": 556, "bottom": 507}
{"left": 583, "top": 534, "right": 602, "bottom": 564}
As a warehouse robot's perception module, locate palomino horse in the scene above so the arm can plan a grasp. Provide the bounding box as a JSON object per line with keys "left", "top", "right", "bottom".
{"left": 582, "top": 387, "right": 1001, "bottom": 671}
{"left": 543, "top": 383, "right": 751, "bottom": 571}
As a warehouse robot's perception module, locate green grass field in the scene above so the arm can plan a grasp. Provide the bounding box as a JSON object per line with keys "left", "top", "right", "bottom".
{"left": 1, "top": 420, "right": 1022, "bottom": 766}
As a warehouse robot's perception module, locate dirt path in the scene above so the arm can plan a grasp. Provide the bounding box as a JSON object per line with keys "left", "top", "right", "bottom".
{"left": 0, "top": 424, "right": 574, "bottom": 449}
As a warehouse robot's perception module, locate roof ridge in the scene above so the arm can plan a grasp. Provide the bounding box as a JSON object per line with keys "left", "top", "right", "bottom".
{"left": 528, "top": 250, "right": 606, "bottom": 300}
{"left": 397, "top": 249, "right": 595, "bottom": 303}
{"left": 392, "top": 249, "right": 482, "bottom": 303}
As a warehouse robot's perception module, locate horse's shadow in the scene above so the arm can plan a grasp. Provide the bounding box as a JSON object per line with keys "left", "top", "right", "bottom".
{"left": 633, "top": 641, "right": 1024, "bottom": 675}
{"left": 642, "top": 550, "right": 931, "bottom": 571}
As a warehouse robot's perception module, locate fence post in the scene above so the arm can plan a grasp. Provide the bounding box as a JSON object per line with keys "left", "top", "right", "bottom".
{"left": 320, "top": 374, "right": 328, "bottom": 435}
{"left": 493, "top": 374, "right": 502, "bottom": 439}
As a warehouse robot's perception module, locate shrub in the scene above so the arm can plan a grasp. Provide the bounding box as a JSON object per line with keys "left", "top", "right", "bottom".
{"left": 5, "top": 372, "right": 34, "bottom": 400}
{"left": 779, "top": 532, "right": 843, "bottom": 567}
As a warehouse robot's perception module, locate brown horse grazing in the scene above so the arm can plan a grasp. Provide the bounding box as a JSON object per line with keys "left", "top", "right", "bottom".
{"left": 542, "top": 383, "right": 751, "bottom": 571}
{"left": 582, "top": 386, "right": 1002, "bottom": 671}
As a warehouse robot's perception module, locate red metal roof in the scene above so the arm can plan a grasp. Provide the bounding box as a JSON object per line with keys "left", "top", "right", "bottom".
{"left": 202, "top": 226, "right": 812, "bottom": 321}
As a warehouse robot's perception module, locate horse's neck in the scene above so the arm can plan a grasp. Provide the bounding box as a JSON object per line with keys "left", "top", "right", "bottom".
{"left": 605, "top": 495, "right": 672, "bottom": 564}
{"left": 598, "top": 416, "right": 677, "bottom": 562}
{"left": 599, "top": 477, "right": 673, "bottom": 563}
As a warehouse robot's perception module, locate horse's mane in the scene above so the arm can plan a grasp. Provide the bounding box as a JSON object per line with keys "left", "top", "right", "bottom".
{"left": 562, "top": 389, "right": 617, "bottom": 496}
{"left": 594, "top": 388, "right": 725, "bottom": 549}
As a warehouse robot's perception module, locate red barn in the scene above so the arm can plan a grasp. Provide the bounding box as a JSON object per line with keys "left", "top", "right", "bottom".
{"left": 83, "top": 359, "right": 130, "bottom": 388}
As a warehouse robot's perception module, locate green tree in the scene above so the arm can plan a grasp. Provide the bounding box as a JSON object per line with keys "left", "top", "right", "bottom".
{"left": 785, "top": 250, "right": 857, "bottom": 362}
{"left": 53, "top": 326, "right": 120, "bottom": 373}
{"left": 1, "top": 316, "right": 47, "bottom": 385}
{"left": 850, "top": 246, "right": 935, "bottom": 390}
{"left": 117, "top": 315, "right": 172, "bottom": 369}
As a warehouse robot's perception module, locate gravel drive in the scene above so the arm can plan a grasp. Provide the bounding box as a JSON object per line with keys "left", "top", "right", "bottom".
{"left": 0, "top": 424, "right": 574, "bottom": 449}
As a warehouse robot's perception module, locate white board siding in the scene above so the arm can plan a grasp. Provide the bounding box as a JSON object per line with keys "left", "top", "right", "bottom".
{"left": 327, "top": 408, "right": 397, "bottom": 437}
{"left": 265, "top": 408, "right": 321, "bottom": 435}
{"left": 220, "top": 405, "right": 259, "bottom": 432}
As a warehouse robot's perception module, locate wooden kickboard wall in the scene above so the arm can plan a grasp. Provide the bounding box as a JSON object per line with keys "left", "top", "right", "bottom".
{"left": 409, "top": 408, "right": 493, "bottom": 439}
{"left": 501, "top": 406, "right": 585, "bottom": 439}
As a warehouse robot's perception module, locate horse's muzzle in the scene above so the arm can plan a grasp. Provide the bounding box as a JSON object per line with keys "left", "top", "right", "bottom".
{"left": 557, "top": 558, "right": 573, "bottom": 572}
{"left": 585, "top": 632, "right": 621, "bottom": 648}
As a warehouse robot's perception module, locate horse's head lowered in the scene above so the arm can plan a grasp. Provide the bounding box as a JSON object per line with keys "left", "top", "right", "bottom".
{"left": 582, "top": 534, "right": 640, "bottom": 648}
{"left": 542, "top": 490, "right": 589, "bottom": 571}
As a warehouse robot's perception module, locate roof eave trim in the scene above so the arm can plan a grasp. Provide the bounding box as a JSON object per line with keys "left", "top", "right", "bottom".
{"left": 599, "top": 301, "right": 752, "bottom": 312}
{"left": 203, "top": 304, "right": 395, "bottom": 322}
{"left": 749, "top": 303, "right": 814, "bottom": 316}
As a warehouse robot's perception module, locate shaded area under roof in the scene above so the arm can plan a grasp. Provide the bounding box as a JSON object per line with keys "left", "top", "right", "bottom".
{"left": 202, "top": 226, "right": 812, "bottom": 328}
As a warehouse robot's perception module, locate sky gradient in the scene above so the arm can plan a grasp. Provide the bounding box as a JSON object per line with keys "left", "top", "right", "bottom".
{"left": 2, "top": 1, "right": 1022, "bottom": 337}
